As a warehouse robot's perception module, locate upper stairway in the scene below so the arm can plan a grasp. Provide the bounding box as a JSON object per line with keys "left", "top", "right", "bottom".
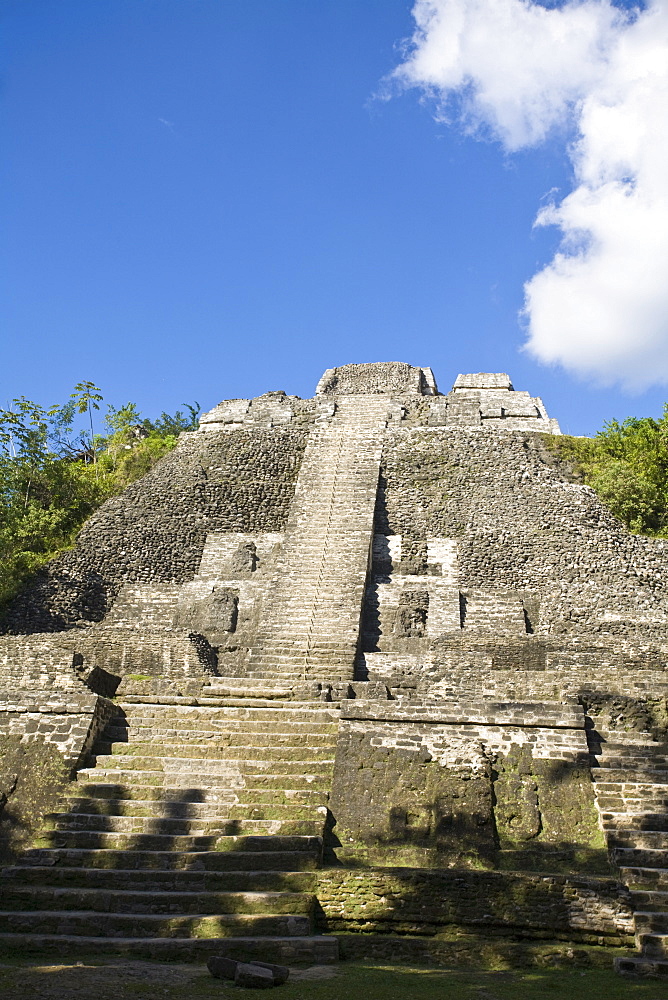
{"left": 246, "top": 395, "right": 391, "bottom": 684}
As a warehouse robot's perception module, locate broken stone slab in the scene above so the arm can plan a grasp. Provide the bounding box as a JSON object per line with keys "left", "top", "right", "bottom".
{"left": 235, "top": 963, "right": 275, "bottom": 988}
{"left": 207, "top": 955, "right": 290, "bottom": 986}
{"left": 207, "top": 955, "right": 238, "bottom": 980}
{"left": 248, "top": 961, "right": 290, "bottom": 985}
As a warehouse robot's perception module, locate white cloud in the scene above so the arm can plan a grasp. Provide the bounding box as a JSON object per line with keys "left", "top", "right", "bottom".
{"left": 393, "top": 0, "right": 668, "bottom": 390}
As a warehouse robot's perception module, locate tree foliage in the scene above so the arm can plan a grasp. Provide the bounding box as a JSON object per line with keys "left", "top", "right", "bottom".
{"left": 0, "top": 387, "right": 199, "bottom": 608}
{"left": 547, "top": 408, "right": 668, "bottom": 536}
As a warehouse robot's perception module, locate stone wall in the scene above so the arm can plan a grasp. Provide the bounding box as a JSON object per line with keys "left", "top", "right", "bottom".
{"left": 316, "top": 362, "right": 436, "bottom": 397}
{"left": 375, "top": 427, "right": 668, "bottom": 637}
{"left": 1, "top": 424, "right": 308, "bottom": 634}
{"left": 328, "top": 702, "right": 606, "bottom": 873}
{"left": 0, "top": 689, "right": 114, "bottom": 862}
{"left": 315, "top": 868, "right": 633, "bottom": 945}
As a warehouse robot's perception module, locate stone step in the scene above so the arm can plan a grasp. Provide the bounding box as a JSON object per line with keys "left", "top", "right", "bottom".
{"left": 117, "top": 704, "right": 340, "bottom": 721}
{"left": 77, "top": 761, "right": 330, "bottom": 802}
{"left": 76, "top": 768, "right": 246, "bottom": 788}
{"left": 600, "top": 812, "right": 668, "bottom": 832}
{"left": 635, "top": 911, "right": 668, "bottom": 936}
{"left": 101, "top": 729, "right": 338, "bottom": 747}
{"left": 596, "top": 740, "right": 668, "bottom": 754}
{"left": 205, "top": 676, "right": 295, "bottom": 687}
{"left": 100, "top": 728, "right": 337, "bottom": 760}
{"left": 593, "top": 735, "right": 658, "bottom": 749}
{"left": 65, "top": 795, "right": 327, "bottom": 820}
{"left": 254, "top": 612, "right": 360, "bottom": 626}
{"left": 202, "top": 687, "right": 293, "bottom": 700}
{"left": 637, "top": 932, "right": 668, "bottom": 958}
{"left": 72, "top": 783, "right": 240, "bottom": 803}
{"left": 95, "top": 743, "right": 336, "bottom": 760}
{"left": 102, "top": 727, "right": 339, "bottom": 744}
{"left": 593, "top": 768, "right": 668, "bottom": 784}
{"left": 20, "top": 847, "right": 321, "bottom": 872}
{"left": 241, "top": 667, "right": 350, "bottom": 679}
{"left": 0, "top": 886, "right": 315, "bottom": 917}
{"left": 597, "top": 755, "right": 668, "bottom": 769}
{"left": 117, "top": 697, "right": 341, "bottom": 713}
{"left": 112, "top": 706, "right": 341, "bottom": 722}
{"left": 34, "top": 831, "right": 322, "bottom": 853}
{"left": 0, "top": 867, "right": 315, "bottom": 894}
{"left": 48, "top": 814, "right": 324, "bottom": 835}
{"left": 85, "top": 744, "right": 334, "bottom": 772}
{"left": 150, "top": 695, "right": 331, "bottom": 708}
{"left": 78, "top": 765, "right": 331, "bottom": 789}
{"left": 621, "top": 867, "right": 668, "bottom": 891}
{"left": 249, "top": 636, "right": 357, "bottom": 648}
{"left": 199, "top": 697, "right": 342, "bottom": 708}
{"left": 0, "top": 910, "right": 313, "bottom": 939}
{"left": 615, "top": 848, "right": 668, "bottom": 869}
{"left": 630, "top": 890, "right": 668, "bottom": 912}
{"left": 38, "top": 828, "right": 323, "bottom": 853}
{"left": 615, "top": 954, "right": 668, "bottom": 978}
{"left": 62, "top": 797, "right": 262, "bottom": 818}
{"left": 0, "top": 932, "right": 344, "bottom": 963}
{"left": 608, "top": 830, "right": 668, "bottom": 850}
{"left": 245, "top": 656, "right": 354, "bottom": 669}
{"left": 596, "top": 793, "right": 668, "bottom": 809}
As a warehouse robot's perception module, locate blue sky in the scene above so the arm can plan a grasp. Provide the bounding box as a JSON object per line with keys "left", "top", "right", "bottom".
{"left": 2, "top": 0, "right": 666, "bottom": 435}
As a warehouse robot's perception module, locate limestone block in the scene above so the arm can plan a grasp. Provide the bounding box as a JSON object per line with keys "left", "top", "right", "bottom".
{"left": 199, "top": 398, "right": 250, "bottom": 427}
{"left": 426, "top": 538, "right": 458, "bottom": 582}
{"left": 235, "top": 962, "right": 275, "bottom": 988}
{"left": 453, "top": 372, "right": 513, "bottom": 391}
{"left": 207, "top": 955, "right": 238, "bottom": 979}
{"left": 315, "top": 362, "right": 430, "bottom": 396}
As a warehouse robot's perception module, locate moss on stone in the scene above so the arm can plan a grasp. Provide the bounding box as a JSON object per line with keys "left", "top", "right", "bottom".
{"left": 0, "top": 735, "right": 71, "bottom": 864}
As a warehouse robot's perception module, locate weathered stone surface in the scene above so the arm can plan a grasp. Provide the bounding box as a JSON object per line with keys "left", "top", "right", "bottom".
{"left": 234, "top": 962, "right": 275, "bottom": 987}
{"left": 207, "top": 955, "right": 238, "bottom": 979}
{"left": 0, "top": 363, "right": 666, "bottom": 969}
{"left": 250, "top": 961, "right": 290, "bottom": 984}
{"left": 207, "top": 956, "right": 290, "bottom": 984}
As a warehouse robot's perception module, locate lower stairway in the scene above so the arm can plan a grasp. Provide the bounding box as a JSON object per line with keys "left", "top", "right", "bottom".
{"left": 0, "top": 687, "right": 341, "bottom": 963}
{"left": 588, "top": 714, "right": 668, "bottom": 977}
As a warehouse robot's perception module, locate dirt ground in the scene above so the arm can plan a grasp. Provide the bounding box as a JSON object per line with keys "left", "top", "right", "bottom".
{"left": 0, "top": 960, "right": 336, "bottom": 1000}
{"left": 0, "top": 958, "right": 666, "bottom": 1000}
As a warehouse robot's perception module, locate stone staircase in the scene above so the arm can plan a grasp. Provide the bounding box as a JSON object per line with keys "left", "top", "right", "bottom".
{"left": 588, "top": 715, "right": 668, "bottom": 977}
{"left": 246, "top": 395, "right": 389, "bottom": 684}
{"left": 0, "top": 695, "right": 341, "bottom": 962}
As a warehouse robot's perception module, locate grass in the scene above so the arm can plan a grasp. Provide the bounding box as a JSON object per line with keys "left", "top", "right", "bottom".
{"left": 0, "top": 959, "right": 666, "bottom": 1000}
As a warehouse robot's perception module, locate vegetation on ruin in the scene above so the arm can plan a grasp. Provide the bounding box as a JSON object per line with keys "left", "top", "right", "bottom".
{"left": 546, "top": 407, "right": 668, "bottom": 537}
{"left": 0, "top": 386, "right": 199, "bottom": 608}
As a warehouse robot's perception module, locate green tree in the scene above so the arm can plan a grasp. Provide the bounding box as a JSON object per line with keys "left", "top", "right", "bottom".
{"left": 0, "top": 397, "right": 111, "bottom": 606}
{"left": 70, "top": 380, "right": 103, "bottom": 472}
{"left": 0, "top": 386, "right": 200, "bottom": 612}
{"left": 548, "top": 406, "right": 668, "bottom": 536}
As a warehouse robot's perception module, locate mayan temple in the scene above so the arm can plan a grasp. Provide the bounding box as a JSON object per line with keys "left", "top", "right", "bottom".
{"left": 2, "top": 361, "right": 668, "bottom": 976}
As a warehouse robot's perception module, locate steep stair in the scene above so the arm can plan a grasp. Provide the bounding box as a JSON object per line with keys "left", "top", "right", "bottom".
{"left": 0, "top": 696, "right": 341, "bottom": 962}
{"left": 246, "top": 395, "right": 390, "bottom": 684}
{"left": 587, "top": 714, "right": 668, "bottom": 978}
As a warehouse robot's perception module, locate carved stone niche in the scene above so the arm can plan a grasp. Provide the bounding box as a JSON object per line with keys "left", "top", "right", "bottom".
{"left": 173, "top": 586, "right": 239, "bottom": 635}
{"left": 230, "top": 542, "right": 257, "bottom": 578}
{"left": 394, "top": 590, "right": 430, "bottom": 638}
